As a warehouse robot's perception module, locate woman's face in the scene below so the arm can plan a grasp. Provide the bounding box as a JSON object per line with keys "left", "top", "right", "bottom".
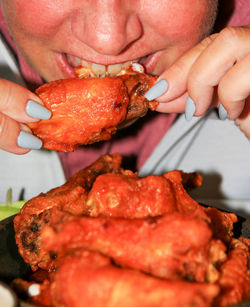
{"left": 1, "top": 0, "right": 217, "bottom": 81}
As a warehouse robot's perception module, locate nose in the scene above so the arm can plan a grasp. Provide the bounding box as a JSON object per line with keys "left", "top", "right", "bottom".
{"left": 71, "top": 0, "right": 142, "bottom": 55}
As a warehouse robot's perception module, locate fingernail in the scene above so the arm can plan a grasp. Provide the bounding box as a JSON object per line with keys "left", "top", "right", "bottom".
{"left": 144, "top": 79, "right": 168, "bottom": 101}
{"left": 17, "top": 131, "right": 42, "bottom": 150}
{"left": 185, "top": 96, "right": 196, "bottom": 121}
{"left": 26, "top": 100, "right": 51, "bottom": 120}
{"left": 218, "top": 103, "right": 227, "bottom": 120}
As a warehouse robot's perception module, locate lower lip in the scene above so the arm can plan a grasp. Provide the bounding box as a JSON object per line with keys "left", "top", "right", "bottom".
{"left": 143, "top": 51, "right": 162, "bottom": 74}
{"left": 56, "top": 53, "right": 76, "bottom": 78}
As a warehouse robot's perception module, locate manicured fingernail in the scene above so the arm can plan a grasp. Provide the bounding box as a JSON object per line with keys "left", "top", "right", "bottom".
{"left": 26, "top": 100, "right": 51, "bottom": 120}
{"left": 185, "top": 96, "right": 196, "bottom": 121}
{"left": 17, "top": 131, "right": 42, "bottom": 150}
{"left": 144, "top": 79, "right": 168, "bottom": 101}
{"left": 218, "top": 103, "right": 227, "bottom": 120}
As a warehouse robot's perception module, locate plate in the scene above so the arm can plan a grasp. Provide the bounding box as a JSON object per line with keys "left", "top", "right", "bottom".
{"left": 0, "top": 214, "right": 249, "bottom": 307}
{"left": 0, "top": 281, "right": 18, "bottom": 307}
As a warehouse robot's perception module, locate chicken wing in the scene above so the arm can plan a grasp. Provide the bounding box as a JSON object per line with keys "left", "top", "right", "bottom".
{"left": 40, "top": 211, "right": 226, "bottom": 282}
{"left": 214, "top": 238, "right": 250, "bottom": 307}
{"left": 51, "top": 250, "right": 219, "bottom": 307}
{"left": 12, "top": 250, "right": 219, "bottom": 307}
{"left": 28, "top": 73, "right": 157, "bottom": 151}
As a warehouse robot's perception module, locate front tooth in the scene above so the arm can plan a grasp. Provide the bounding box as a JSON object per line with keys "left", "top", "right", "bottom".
{"left": 91, "top": 63, "right": 106, "bottom": 76}
{"left": 122, "top": 61, "right": 132, "bottom": 68}
{"left": 80, "top": 60, "right": 90, "bottom": 67}
{"left": 107, "top": 64, "right": 122, "bottom": 76}
{"left": 74, "top": 56, "right": 81, "bottom": 66}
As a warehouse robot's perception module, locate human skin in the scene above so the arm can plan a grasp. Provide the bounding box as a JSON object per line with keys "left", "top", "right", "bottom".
{"left": 0, "top": 0, "right": 249, "bottom": 155}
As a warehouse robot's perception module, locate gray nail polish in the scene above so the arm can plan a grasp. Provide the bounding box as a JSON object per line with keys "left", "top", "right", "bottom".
{"left": 17, "top": 131, "right": 42, "bottom": 150}
{"left": 218, "top": 103, "right": 227, "bottom": 120}
{"left": 185, "top": 96, "right": 196, "bottom": 121}
{"left": 26, "top": 100, "right": 51, "bottom": 120}
{"left": 144, "top": 79, "right": 168, "bottom": 101}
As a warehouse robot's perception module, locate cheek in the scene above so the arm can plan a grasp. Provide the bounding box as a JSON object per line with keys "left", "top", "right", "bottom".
{"left": 142, "top": 0, "right": 209, "bottom": 42}
{"left": 6, "top": 0, "right": 74, "bottom": 37}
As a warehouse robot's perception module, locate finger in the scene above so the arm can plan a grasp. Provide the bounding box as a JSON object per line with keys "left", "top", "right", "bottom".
{"left": 145, "top": 34, "right": 218, "bottom": 104}
{"left": 235, "top": 97, "right": 250, "bottom": 139}
{"left": 0, "top": 113, "right": 42, "bottom": 154}
{"left": 0, "top": 79, "right": 51, "bottom": 123}
{"left": 218, "top": 53, "right": 250, "bottom": 119}
{"left": 156, "top": 92, "right": 188, "bottom": 113}
{"left": 187, "top": 26, "right": 250, "bottom": 116}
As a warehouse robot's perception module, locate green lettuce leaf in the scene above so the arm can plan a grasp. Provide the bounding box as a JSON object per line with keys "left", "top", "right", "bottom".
{"left": 0, "top": 188, "right": 26, "bottom": 220}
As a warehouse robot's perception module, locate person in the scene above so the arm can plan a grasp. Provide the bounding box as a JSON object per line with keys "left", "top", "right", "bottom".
{"left": 0, "top": 0, "right": 249, "bottom": 216}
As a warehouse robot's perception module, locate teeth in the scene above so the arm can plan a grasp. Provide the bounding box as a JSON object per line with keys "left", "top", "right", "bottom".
{"left": 72, "top": 56, "right": 144, "bottom": 78}
{"left": 123, "top": 61, "right": 132, "bottom": 68}
{"left": 92, "top": 63, "right": 106, "bottom": 77}
{"left": 107, "top": 64, "right": 122, "bottom": 76}
{"left": 132, "top": 62, "right": 144, "bottom": 73}
{"left": 74, "top": 56, "right": 81, "bottom": 66}
{"left": 81, "top": 60, "right": 90, "bottom": 67}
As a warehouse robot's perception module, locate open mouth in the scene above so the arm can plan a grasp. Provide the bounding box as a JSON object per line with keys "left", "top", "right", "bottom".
{"left": 65, "top": 54, "right": 148, "bottom": 78}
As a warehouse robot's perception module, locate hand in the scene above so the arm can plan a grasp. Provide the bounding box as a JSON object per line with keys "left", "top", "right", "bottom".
{"left": 145, "top": 26, "right": 250, "bottom": 139}
{"left": 0, "top": 79, "right": 51, "bottom": 154}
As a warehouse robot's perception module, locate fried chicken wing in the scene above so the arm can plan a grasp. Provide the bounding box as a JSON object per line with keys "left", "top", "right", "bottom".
{"left": 28, "top": 73, "right": 157, "bottom": 151}
{"left": 12, "top": 250, "right": 219, "bottom": 307}
{"left": 40, "top": 212, "right": 215, "bottom": 281}
{"left": 214, "top": 238, "right": 250, "bottom": 307}
{"left": 50, "top": 250, "right": 219, "bottom": 307}
{"left": 85, "top": 169, "right": 205, "bottom": 219}
{"left": 86, "top": 172, "right": 178, "bottom": 218}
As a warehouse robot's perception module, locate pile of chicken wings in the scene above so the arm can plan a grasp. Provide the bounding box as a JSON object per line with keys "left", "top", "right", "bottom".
{"left": 12, "top": 154, "right": 250, "bottom": 307}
